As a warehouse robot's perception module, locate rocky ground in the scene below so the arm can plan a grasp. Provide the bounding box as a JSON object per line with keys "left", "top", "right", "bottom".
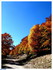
{"left": 2, "top": 54, "right": 52, "bottom": 69}
{"left": 24, "top": 54, "right": 52, "bottom": 69}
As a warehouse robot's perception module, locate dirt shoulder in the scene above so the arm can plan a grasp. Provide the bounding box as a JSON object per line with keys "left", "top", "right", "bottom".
{"left": 24, "top": 54, "right": 52, "bottom": 69}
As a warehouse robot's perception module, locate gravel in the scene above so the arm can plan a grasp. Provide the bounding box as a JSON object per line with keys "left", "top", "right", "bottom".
{"left": 24, "top": 54, "right": 52, "bottom": 69}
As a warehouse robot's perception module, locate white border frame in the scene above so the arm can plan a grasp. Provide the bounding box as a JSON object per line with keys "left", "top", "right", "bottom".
{"left": 1, "top": 0, "right": 53, "bottom": 1}
{"left": 0, "top": 0, "right": 53, "bottom": 70}
{"left": 0, "top": 1, "right": 1, "bottom": 69}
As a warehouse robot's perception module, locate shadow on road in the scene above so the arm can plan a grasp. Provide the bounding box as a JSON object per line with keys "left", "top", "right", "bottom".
{"left": 2, "top": 50, "right": 51, "bottom": 68}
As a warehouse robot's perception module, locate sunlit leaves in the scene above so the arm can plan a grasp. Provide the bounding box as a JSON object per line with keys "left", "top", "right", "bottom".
{"left": 28, "top": 16, "right": 51, "bottom": 54}
{"left": 9, "top": 16, "right": 51, "bottom": 55}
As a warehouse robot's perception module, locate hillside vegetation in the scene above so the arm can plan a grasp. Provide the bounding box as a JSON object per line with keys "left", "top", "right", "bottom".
{"left": 9, "top": 16, "right": 51, "bottom": 56}
{"left": 2, "top": 16, "right": 52, "bottom": 69}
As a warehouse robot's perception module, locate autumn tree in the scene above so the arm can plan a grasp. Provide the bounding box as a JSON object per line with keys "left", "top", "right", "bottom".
{"left": 28, "top": 16, "right": 51, "bottom": 55}
{"left": 28, "top": 25, "right": 41, "bottom": 54}
{"left": 9, "top": 44, "right": 20, "bottom": 55}
{"left": 9, "top": 36, "right": 31, "bottom": 55}
{"left": 40, "top": 16, "right": 51, "bottom": 52}
{"left": 2, "top": 33, "right": 14, "bottom": 56}
{"left": 9, "top": 16, "right": 51, "bottom": 56}
{"left": 16, "top": 36, "right": 28, "bottom": 54}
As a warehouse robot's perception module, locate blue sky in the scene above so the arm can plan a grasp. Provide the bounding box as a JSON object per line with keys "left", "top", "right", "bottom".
{"left": 2, "top": 1, "right": 51, "bottom": 46}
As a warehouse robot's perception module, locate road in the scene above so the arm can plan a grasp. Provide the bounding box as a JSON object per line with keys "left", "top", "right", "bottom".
{"left": 2, "top": 58, "right": 24, "bottom": 69}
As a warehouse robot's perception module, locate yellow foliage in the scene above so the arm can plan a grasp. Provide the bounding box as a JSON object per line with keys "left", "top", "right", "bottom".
{"left": 41, "top": 40, "right": 50, "bottom": 47}
{"left": 9, "top": 16, "right": 51, "bottom": 55}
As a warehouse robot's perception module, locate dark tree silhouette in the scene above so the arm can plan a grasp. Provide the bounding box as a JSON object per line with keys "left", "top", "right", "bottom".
{"left": 2, "top": 33, "right": 14, "bottom": 56}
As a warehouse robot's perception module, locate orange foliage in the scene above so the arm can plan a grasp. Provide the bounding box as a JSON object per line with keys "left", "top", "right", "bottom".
{"left": 9, "top": 16, "right": 52, "bottom": 55}
{"left": 28, "top": 16, "right": 51, "bottom": 54}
